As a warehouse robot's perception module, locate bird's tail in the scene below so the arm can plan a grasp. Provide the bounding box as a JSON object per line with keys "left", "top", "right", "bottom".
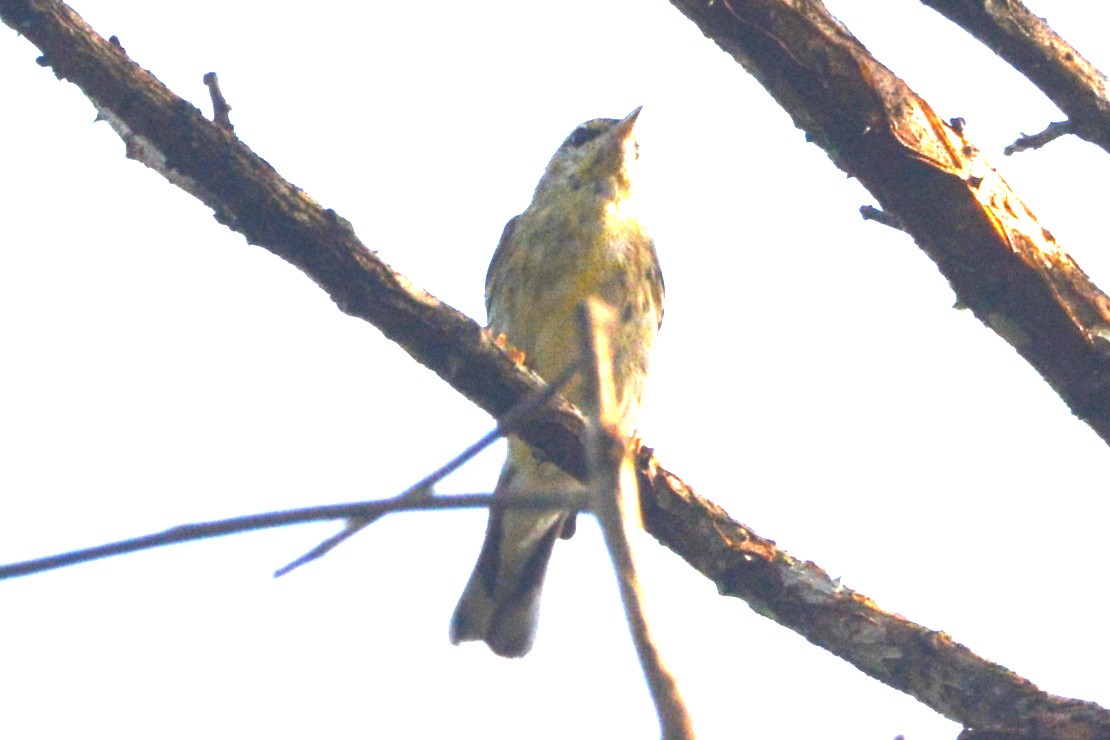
{"left": 449, "top": 457, "right": 573, "bottom": 657}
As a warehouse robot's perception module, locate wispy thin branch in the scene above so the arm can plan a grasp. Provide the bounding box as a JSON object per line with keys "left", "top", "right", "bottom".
{"left": 579, "top": 300, "right": 694, "bottom": 739}
{"left": 0, "top": 493, "right": 587, "bottom": 581}
{"left": 0, "top": 363, "right": 584, "bottom": 582}
{"left": 274, "top": 364, "right": 580, "bottom": 577}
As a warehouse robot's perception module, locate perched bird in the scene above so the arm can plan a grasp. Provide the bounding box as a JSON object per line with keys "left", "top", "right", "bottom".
{"left": 449, "top": 108, "right": 665, "bottom": 657}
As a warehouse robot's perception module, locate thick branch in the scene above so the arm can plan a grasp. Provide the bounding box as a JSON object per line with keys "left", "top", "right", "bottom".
{"left": 2, "top": 0, "right": 1107, "bottom": 734}
{"left": 638, "top": 449, "right": 1110, "bottom": 737}
{"left": 1, "top": 0, "right": 589, "bottom": 478}
{"left": 667, "top": 0, "right": 1110, "bottom": 450}
{"left": 920, "top": 0, "right": 1110, "bottom": 155}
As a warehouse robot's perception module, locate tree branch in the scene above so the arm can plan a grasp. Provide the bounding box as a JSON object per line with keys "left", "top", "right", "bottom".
{"left": 3, "top": 365, "right": 577, "bottom": 580}
{"left": 667, "top": 0, "right": 1110, "bottom": 449}
{"left": 1004, "top": 120, "right": 1074, "bottom": 156}
{"left": 920, "top": 0, "right": 1110, "bottom": 156}
{"left": 638, "top": 448, "right": 1110, "bottom": 737}
{"left": 0, "top": 493, "right": 585, "bottom": 580}
{"left": 274, "top": 364, "right": 579, "bottom": 577}
{"left": 2, "top": 0, "right": 1107, "bottom": 734}
{"left": 580, "top": 300, "right": 694, "bottom": 740}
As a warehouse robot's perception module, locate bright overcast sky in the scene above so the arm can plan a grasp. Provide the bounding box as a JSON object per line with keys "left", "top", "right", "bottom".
{"left": 3, "top": 1, "right": 1109, "bottom": 738}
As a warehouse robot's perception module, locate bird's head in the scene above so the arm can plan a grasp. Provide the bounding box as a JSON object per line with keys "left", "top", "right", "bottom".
{"left": 535, "top": 106, "right": 642, "bottom": 202}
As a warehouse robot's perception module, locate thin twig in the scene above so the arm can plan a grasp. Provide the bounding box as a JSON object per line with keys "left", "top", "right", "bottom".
{"left": 274, "top": 364, "right": 580, "bottom": 576}
{"left": 0, "top": 493, "right": 585, "bottom": 581}
{"left": 860, "top": 204, "right": 907, "bottom": 231}
{"left": 3, "top": 369, "right": 582, "bottom": 582}
{"left": 578, "top": 299, "right": 694, "bottom": 739}
{"left": 1004, "top": 120, "right": 1073, "bottom": 156}
{"left": 203, "top": 72, "right": 234, "bottom": 132}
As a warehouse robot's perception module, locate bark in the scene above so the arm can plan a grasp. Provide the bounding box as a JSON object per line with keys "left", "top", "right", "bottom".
{"left": 3, "top": 0, "right": 1108, "bottom": 735}
{"left": 666, "top": 0, "right": 1110, "bottom": 450}
{"left": 921, "top": 0, "right": 1110, "bottom": 155}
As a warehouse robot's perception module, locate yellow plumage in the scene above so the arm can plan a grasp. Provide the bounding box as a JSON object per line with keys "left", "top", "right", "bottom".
{"left": 450, "top": 108, "right": 664, "bottom": 657}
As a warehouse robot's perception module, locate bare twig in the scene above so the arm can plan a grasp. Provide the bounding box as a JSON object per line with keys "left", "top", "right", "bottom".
{"left": 859, "top": 204, "right": 906, "bottom": 231}
{"left": 202, "top": 71, "right": 234, "bottom": 131}
{"left": 274, "top": 364, "right": 580, "bottom": 576}
{"left": 0, "top": 492, "right": 586, "bottom": 581}
{"left": 3, "top": 360, "right": 582, "bottom": 582}
{"left": 271, "top": 485, "right": 430, "bottom": 578}
{"left": 1004, "top": 120, "right": 1074, "bottom": 156}
{"left": 579, "top": 300, "right": 694, "bottom": 740}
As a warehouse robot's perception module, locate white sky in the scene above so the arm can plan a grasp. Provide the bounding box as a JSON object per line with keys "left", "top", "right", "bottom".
{"left": 2, "top": 1, "right": 1108, "bottom": 738}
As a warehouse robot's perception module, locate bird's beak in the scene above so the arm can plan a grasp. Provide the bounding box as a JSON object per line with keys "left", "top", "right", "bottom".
{"left": 600, "top": 106, "right": 643, "bottom": 177}
{"left": 613, "top": 106, "right": 643, "bottom": 139}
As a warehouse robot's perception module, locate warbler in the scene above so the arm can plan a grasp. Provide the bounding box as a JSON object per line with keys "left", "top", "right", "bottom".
{"left": 449, "top": 107, "right": 665, "bottom": 657}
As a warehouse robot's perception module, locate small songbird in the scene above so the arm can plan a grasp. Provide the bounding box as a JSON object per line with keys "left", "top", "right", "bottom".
{"left": 449, "top": 108, "right": 665, "bottom": 657}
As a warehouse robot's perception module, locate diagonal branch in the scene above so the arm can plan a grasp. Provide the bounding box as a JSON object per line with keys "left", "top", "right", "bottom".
{"left": 637, "top": 448, "right": 1110, "bottom": 738}
{"left": 667, "top": 0, "right": 1110, "bottom": 448}
{"left": 920, "top": 0, "right": 1110, "bottom": 156}
{"left": 2, "top": 0, "right": 1107, "bottom": 734}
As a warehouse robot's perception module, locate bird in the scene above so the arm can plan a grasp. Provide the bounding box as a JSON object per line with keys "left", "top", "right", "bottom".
{"left": 449, "top": 107, "right": 665, "bottom": 657}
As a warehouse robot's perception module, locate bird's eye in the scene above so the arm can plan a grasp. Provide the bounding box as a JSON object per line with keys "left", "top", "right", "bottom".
{"left": 568, "top": 125, "right": 603, "bottom": 147}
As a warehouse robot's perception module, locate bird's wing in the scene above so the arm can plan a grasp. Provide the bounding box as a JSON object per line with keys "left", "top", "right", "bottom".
{"left": 484, "top": 215, "right": 518, "bottom": 321}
